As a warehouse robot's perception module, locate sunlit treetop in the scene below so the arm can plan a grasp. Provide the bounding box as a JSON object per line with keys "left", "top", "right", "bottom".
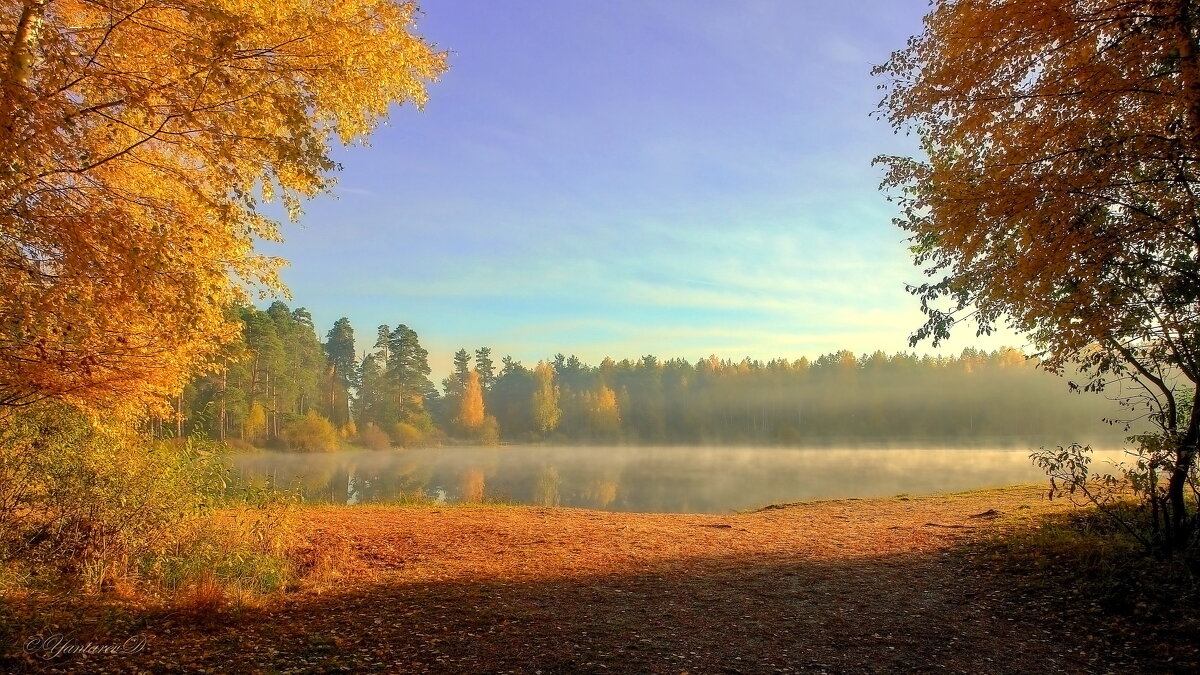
{"left": 0, "top": 0, "right": 445, "bottom": 412}
{"left": 875, "top": 0, "right": 1199, "bottom": 386}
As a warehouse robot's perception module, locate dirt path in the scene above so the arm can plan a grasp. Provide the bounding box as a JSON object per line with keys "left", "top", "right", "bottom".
{"left": 7, "top": 487, "right": 1165, "bottom": 673}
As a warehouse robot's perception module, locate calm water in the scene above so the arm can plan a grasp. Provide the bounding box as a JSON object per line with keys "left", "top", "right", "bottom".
{"left": 227, "top": 445, "right": 1128, "bottom": 514}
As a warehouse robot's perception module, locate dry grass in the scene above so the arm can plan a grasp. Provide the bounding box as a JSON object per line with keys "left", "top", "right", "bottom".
{"left": 174, "top": 573, "right": 225, "bottom": 615}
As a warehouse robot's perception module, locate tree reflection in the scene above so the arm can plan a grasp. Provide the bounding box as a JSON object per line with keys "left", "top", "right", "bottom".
{"left": 534, "top": 466, "right": 560, "bottom": 506}
{"left": 459, "top": 468, "right": 486, "bottom": 502}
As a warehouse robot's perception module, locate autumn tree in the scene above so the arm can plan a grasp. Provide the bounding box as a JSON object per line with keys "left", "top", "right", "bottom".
{"left": 244, "top": 402, "right": 268, "bottom": 445}
{"left": 532, "top": 361, "right": 561, "bottom": 435}
{"left": 0, "top": 0, "right": 445, "bottom": 413}
{"left": 176, "top": 314, "right": 1128, "bottom": 449}
{"left": 586, "top": 384, "right": 621, "bottom": 439}
{"left": 456, "top": 370, "right": 486, "bottom": 434}
{"left": 875, "top": 0, "right": 1200, "bottom": 550}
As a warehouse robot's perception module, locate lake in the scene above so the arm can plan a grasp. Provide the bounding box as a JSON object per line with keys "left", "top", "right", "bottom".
{"left": 227, "top": 445, "right": 1129, "bottom": 514}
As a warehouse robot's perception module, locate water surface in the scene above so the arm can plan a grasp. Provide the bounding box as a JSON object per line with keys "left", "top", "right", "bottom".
{"left": 228, "top": 445, "right": 1127, "bottom": 514}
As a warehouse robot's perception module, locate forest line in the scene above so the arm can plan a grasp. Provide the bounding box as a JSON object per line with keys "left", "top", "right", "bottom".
{"left": 171, "top": 301, "right": 1130, "bottom": 450}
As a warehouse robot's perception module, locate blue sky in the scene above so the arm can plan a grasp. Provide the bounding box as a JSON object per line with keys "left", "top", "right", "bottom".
{"left": 261, "top": 0, "right": 1024, "bottom": 374}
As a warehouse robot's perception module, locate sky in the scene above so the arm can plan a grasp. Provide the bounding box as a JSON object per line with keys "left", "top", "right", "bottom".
{"left": 260, "top": 0, "right": 1025, "bottom": 375}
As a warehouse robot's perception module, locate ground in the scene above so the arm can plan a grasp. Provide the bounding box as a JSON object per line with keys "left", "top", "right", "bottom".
{"left": 2, "top": 485, "right": 1192, "bottom": 673}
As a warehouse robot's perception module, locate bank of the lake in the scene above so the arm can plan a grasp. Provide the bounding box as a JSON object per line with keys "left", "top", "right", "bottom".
{"left": 6, "top": 485, "right": 1193, "bottom": 674}
{"left": 228, "top": 444, "right": 1130, "bottom": 513}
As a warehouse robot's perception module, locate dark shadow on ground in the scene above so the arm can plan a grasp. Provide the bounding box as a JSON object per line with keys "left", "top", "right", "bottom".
{"left": 3, "top": 540, "right": 1181, "bottom": 674}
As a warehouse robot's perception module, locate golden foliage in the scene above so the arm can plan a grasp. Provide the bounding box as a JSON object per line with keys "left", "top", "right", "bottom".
{"left": 280, "top": 410, "right": 338, "bottom": 451}
{"left": 456, "top": 370, "right": 485, "bottom": 432}
{"left": 875, "top": 1, "right": 1200, "bottom": 374}
{"left": 995, "top": 347, "right": 1027, "bottom": 370}
{"left": 0, "top": 0, "right": 445, "bottom": 412}
{"left": 392, "top": 421, "right": 424, "bottom": 448}
{"left": 532, "top": 361, "right": 560, "bottom": 433}
{"left": 357, "top": 422, "right": 392, "bottom": 450}
{"left": 244, "top": 402, "right": 268, "bottom": 445}
{"left": 586, "top": 384, "right": 620, "bottom": 436}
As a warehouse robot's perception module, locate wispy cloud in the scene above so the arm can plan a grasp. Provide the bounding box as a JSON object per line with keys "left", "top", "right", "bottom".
{"left": 269, "top": 1, "right": 1022, "bottom": 374}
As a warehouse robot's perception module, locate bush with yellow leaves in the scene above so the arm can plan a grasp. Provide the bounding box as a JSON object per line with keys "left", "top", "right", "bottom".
{"left": 0, "top": 403, "right": 294, "bottom": 601}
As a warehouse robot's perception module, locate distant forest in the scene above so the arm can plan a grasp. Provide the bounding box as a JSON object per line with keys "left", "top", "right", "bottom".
{"left": 169, "top": 302, "right": 1131, "bottom": 450}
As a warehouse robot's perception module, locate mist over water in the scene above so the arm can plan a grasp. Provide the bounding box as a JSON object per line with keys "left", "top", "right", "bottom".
{"left": 229, "top": 445, "right": 1129, "bottom": 514}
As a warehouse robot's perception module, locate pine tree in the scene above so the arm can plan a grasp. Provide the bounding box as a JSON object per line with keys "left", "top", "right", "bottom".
{"left": 475, "top": 347, "right": 496, "bottom": 391}
{"left": 324, "top": 318, "right": 357, "bottom": 427}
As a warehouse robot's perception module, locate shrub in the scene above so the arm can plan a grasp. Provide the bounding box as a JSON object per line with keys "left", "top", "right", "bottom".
{"left": 477, "top": 415, "right": 500, "bottom": 446}
{"left": 392, "top": 422, "right": 425, "bottom": 448}
{"left": 1033, "top": 441, "right": 1200, "bottom": 554}
{"left": 357, "top": 422, "right": 392, "bottom": 450}
{"left": 0, "top": 402, "right": 295, "bottom": 597}
{"left": 143, "top": 502, "right": 296, "bottom": 601}
{"left": 423, "top": 427, "right": 449, "bottom": 447}
{"left": 0, "top": 404, "right": 203, "bottom": 589}
{"left": 279, "top": 410, "right": 339, "bottom": 452}
{"left": 223, "top": 437, "right": 259, "bottom": 453}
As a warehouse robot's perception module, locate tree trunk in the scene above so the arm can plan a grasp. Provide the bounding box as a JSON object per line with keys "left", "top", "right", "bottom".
{"left": 265, "top": 371, "right": 274, "bottom": 438}
{"left": 218, "top": 366, "right": 227, "bottom": 442}
{"left": 250, "top": 354, "right": 260, "bottom": 405}
{"left": 1166, "top": 395, "right": 1200, "bottom": 550}
{"left": 0, "top": 1, "right": 44, "bottom": 141}
{"left": 329, "top": 366, "right": 337, "bottom": 423}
